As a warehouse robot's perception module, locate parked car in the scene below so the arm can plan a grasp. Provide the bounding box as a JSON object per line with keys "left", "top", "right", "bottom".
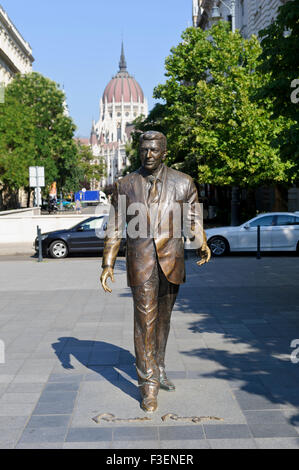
{"left": 34, "top": 216, "right": 126, "bottom": 259}
{"left": 206, "top": 212, "right": 299, "bottom": 256}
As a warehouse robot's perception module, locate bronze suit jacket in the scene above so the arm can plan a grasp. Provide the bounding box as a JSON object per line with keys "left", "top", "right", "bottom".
{"left": 102, "top": 164, "right": 203, "bottom": 287}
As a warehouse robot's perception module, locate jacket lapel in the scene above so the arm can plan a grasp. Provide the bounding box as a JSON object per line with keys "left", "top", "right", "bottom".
{"left": 129, "top": 170, "right": 147, "bottom": 207}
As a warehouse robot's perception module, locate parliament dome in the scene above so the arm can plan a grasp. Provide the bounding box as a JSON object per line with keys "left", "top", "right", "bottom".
{"left": 102, "top": 43, "right": 145, "bottom": 104}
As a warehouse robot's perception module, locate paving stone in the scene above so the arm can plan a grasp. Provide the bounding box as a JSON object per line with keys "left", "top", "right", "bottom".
{"left": 233, "top": 385, "right": 281, "bottom": 410}
{"left": 26, "top": 414, "right": 71, "bottom": 428}
{"left": 43, "top": 382, "right": 80, "bottom": 392}
{"left": 18, "top": 426, "right": 68, "bottom": 444}
{"left": 48, "top": 373, "right": 84, "bottom": 383}
{"left": 0, "top": 393, "right": 40, "bottom": 404}
{"left": 0, "top": 403, "right": 36, "bottom": 416}
{"left": 0, "top": 375, "right": 15, "bottom": 384}
{"left": 66, "top": 427, "right": 113, "bottom": 442}
{"left": 0, "top": 427, "right": 23, "bottom": 448}
{"left": 209, "top": 439, "right": 257, "bottom": 449}
{"left": 248, "top": 422, "right": 298, "bottom": 438}
{"left": 0, "top": 416, "right": 28, "bottom": 429}
{"left": 12, "top": 374, "right": 51, "bottom": 384}
{"left": 243, "top": 410, "right": 292, "bottom": 425}
{"left": 38, "top": 391, "right": 77, "bottom": 403}
{"left": 159, "top": 425, "right": 204, "bottom": 441}
{"left": 203, "top": 424, "right": 252, "bottom": 439}
{"left": 33, "top": 399, "right": 75, "bottom": 415}
{"left": 255, "top": 438, "right": 299, "bottom": 449}
{"left": 5, "top": 383, "right": 45, "bottom": 393}
{"left": 113, "top": 426, "right": 158, "bottom": 441}
{"left": 16, "top": 442, "right": 64, "bottom": 449}
{"left": 160, "top": 440, "right": 211, "bottom": 449}
{"left": 63, "top": 441, "right": 112, "bottom": 449}
{"left": 112, "top": 440, "right": 160, "bottom": 449}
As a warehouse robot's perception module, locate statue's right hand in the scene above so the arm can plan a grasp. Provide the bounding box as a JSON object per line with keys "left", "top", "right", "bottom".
{"left": 100, "top": 267, "right": 115, "bottom": 293}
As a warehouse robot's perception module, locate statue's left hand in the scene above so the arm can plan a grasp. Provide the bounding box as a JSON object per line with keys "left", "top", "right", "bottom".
{"left": 196, "top": 243, "right": 211, "bottom": 267}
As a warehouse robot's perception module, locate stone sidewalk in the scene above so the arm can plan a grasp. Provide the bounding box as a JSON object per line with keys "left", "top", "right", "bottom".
{"left": 0, "top": 254, "right": 299, "bottom": 449}
{"left": 0, "top": 243, "right": 34, "bottom": 256}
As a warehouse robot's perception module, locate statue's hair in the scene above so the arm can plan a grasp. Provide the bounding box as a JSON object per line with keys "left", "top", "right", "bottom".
{"left": 139, "top": 131, "right": 167, "bottom": 152}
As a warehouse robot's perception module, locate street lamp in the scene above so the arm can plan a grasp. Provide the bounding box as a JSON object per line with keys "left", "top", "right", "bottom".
{"left": 210, "top": 0, "right": 236, "bottom": 33}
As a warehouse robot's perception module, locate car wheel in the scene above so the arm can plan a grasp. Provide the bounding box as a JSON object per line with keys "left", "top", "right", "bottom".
{"left": 49, "top": 240, "right": 68, "bottom": 259}
{"left": 208, "top": 236, "right": 229, "bottom": 257}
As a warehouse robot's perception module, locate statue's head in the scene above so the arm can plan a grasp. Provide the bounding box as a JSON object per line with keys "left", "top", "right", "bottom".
{"left": 139, "top": 131, "right": 167, "bottom": 172}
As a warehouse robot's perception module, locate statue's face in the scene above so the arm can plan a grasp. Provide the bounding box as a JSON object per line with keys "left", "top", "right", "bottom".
{"left": 140, "top": 139, "right": 166, "bottom": 172}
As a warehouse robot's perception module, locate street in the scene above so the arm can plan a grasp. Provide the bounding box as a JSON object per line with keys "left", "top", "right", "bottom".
{"left": 0, "top": 255, "right": 298, "bottom": 448}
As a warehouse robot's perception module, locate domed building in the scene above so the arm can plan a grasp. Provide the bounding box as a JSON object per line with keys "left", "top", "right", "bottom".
{"left": 90, "top": 44, "right": 148, "bottom": 188}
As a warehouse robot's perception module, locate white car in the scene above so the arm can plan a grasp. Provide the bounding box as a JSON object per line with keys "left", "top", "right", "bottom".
{"left": 206, "top": 212, "right": 299, "bottom": 256}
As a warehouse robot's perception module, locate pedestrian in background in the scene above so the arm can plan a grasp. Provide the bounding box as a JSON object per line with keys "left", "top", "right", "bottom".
{"left": 75, "top": 199, "right": 81, "bottom": 214}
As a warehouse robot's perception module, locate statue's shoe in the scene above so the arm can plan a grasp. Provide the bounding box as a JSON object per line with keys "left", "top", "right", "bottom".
{"left": 159, "top": 370, "right": 176, "bottom": 391}
{"left": 141, "top": 395, "right": 158, "bottom": 413}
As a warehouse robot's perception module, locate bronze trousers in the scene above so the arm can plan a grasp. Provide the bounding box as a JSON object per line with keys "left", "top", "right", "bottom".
{"left": 131, "top": 260, "right": 179, "bottom": 392}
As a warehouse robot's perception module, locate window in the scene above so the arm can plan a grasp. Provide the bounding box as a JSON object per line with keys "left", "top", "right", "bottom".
{"left": 78, "top": 217, "right": 104, "bottom": 231}
{"left": 241, "top": 0, "right": 244, "bottom": 16}
{"left": 250, "top": 215, "right": 275, "bottom": 227}
{"left": 276, "top": 215, "right": 298, "bottom": 226}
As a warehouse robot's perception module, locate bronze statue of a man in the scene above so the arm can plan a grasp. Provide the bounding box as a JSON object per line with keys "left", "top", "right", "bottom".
{"left": 100, "top": 131, "right": 211, "bottom": 412}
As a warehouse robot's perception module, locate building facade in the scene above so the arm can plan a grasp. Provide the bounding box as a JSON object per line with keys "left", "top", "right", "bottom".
{"left": 0, "top": 4, "right": 34, "bottom": 86}
{"left": 192, "top": 0, "right": 291, "bottom": 38}
{"left": 90, "top": 44, "right": 148, "bottom": 188}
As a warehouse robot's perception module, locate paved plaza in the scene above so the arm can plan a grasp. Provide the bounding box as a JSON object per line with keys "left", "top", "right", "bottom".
{"left": 0, "top": 253, "right": 299, "bottom": 449}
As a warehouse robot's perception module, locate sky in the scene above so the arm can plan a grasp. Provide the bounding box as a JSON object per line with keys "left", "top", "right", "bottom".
{"left": 2, "top": 0, "right": 192, "bottom": 137}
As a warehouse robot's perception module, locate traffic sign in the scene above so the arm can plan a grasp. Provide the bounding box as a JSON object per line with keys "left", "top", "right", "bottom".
{"left": 29, "top": 167, "right": 45, "bottom": 187}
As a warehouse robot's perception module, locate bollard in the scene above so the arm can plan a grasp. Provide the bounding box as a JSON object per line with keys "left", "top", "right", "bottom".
{"left": 256, "top": 224, "right": 261, "bottom": 260}
{"left": 37, "top": 225, "right": 43, "bottom": 262}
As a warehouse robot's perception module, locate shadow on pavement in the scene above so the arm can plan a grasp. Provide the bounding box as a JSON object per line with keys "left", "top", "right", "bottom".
{"left": 51, "top": 337, "right": 139, "bottom": 403}
{"left": 175, "top": 261, "right": 299, "bottom": 431}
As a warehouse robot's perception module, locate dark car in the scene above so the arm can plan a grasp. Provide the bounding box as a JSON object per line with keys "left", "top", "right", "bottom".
{"left": 34, "top": 216, "right": 126, "bottom": 259}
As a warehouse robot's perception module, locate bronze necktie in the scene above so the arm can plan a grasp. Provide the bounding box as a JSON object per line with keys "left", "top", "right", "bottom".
{"left": 147, "top": 175, "right": 160, "bottom": 206}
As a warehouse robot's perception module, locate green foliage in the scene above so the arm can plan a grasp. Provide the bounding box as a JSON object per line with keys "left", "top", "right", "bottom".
{"left": 0, "top": 72, "right": 80, "bottom": 196}
{"left": 145, "top": 22, "right": 291, "bottom": 187}
{"left": 74, "top": 142, "right": 106, "bottom": 191}
{"left": 257, "top": 0, "right": 299, "bottom": 181}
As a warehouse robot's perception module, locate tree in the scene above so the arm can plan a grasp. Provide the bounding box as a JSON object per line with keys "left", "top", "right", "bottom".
{"left": 0, "top": 72, "right": 81, "bottom": 206}
{"left": 152, "top": 23, "right": 290, "bottom": 189}
{"left": 257, "top": 0, "right": 299, "bottom": 181}
{"left": 0, "top": 92, "right": 35, "bottom": 205}
{"left": 74, "top": 141, "right": 106, "bottom": 191}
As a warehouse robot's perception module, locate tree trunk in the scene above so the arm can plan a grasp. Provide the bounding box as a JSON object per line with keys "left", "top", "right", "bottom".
{"left": 273, "top": 184, "right": 288, "bottom": 212}
{"left": 26, "top": 187, "right": 32, "bottom": 208}
{"left": 230, "top": 186, "right": 241, "bottom": 226}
